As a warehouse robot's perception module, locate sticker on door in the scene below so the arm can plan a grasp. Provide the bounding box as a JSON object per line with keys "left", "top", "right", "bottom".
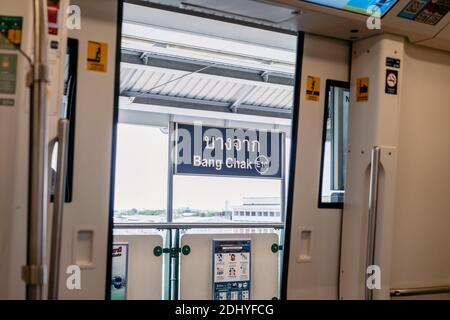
{"left": 356, "top": 77, "right": 369, "bottom": 102}
{"left": 87, "top": 41, "right": 108, "bottom": 72}
{"left": 305, "top": 76, "right": 320, "bottom": 102}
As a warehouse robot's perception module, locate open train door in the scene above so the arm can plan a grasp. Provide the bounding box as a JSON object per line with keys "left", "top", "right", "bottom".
{"left": 57, "top": 0, "right": 121, "bottom": 299}
{"left": 0, "top": 0, "right": 121, "bottom": 299}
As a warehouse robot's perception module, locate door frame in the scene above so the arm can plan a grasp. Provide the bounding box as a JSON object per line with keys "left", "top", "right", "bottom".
{"left": 105, "top": 0, "right": 305, "bottom": 300}
{"left": 280, "top": 33, "right": 304, "bottom": 300}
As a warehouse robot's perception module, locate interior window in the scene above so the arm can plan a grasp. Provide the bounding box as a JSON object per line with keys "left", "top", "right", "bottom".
{"left": 319, "top": 80, "right": 349, "bottom": 208}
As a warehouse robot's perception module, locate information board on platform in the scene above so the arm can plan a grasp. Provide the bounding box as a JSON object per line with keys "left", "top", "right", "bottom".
{"left": 111, "top": 243, "right": 129, "bottom": 300}
{"left": 212, "top": 239, "right": 251, "bottom": 300}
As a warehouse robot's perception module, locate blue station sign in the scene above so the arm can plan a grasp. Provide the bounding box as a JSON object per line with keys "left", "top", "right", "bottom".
{"left": 173, "top": 123, "right": 283, "bottom": 178}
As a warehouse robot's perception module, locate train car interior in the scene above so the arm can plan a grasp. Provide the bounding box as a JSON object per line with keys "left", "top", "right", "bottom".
{"left": 0, "top": 0, "right": 449, "bottom": 302}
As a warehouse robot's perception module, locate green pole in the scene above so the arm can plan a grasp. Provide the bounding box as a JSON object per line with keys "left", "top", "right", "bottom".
{"left": 163, "top": 229, "right": 172, "bottom": 300}
{"left": 170, "top": 229, "right": 180, "bottom": 300}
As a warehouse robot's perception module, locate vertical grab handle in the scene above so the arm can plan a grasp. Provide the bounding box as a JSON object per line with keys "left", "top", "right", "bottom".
{"left": 23, "top": 0, "right": 50, "bottom": 300}
{"left": 365, "top": 146, "right": 381, "bottom": 300}
{"left": 48, "top": 119, "right": 70, "bottom": 300}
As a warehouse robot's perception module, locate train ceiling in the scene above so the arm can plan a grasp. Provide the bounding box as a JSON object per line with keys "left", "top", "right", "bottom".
{"left": 128, "top": 0, "right": 450, "bottom": 52}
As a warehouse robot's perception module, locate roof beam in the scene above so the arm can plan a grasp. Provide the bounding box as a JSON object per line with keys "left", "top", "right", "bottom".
{"left": 122, "top": 52, "right": 295, "bottom": 86}
{"left": 121, "top": 91, "right": 292, "bottom": 119}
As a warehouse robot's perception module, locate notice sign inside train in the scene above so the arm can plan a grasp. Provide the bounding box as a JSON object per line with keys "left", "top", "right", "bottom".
{"left": 305, "top": 75, "right": 321, "bottom": 102}
{"left": 385, "top": 69, "right": 398, "bottom": 95}
{"left": 356, "top": 77, "right": 369, "bottom": 102}
{"left": 212, "top": 239, "right": 251, "bottom": 300}
{"left": 173, "top": 123, "right": 283, "bottom": 178}
{"left": 87, "top": 40, "right": 108, "bottom": 72}
{"left": 398, "top": 0, "right": 450, "bottom": 25}
{"left": 0, "top": 16, "right": 22, "bottom": 50}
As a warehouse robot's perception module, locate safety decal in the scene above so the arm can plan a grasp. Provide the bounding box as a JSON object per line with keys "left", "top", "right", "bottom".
{"left": 87, "top": 41, "right": 108, "bottom": 72}
{"left": 0, "top": 53, "right": 17, "bottom": 95}
{"left": 305, "top": 75, "right": 321, "bottom": 102}
{"left": 356, "top": 77, "right": 369, "bottom": 102}
{"left": 385, "top": 69, "right": 398, "bottom": 95}
{"left": 398, "top": 0, "right": 450, "bottom": 26}
{"left": 0, "top": 16, "right": 23, "bottom": 50}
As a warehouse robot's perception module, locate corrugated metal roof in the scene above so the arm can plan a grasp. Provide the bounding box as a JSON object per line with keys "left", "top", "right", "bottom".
{"left": 120, "top": 63, "right": 294, "bottom": 111}
{"left": 120, "top": 28, "right": 295, "bottom": 116}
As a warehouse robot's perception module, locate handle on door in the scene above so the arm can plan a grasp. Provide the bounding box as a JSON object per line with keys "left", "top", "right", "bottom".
{"left": 365, "top": 146, "right": 381, "bottom": 300}
{"left": 48, "top": 119, "right": 70, "bottom": 300}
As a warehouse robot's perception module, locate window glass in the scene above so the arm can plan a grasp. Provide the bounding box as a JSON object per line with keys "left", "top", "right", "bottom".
{"left": 114, "top": 124, "right": 168, "bottom": 223}
{"left": 114, "top": 123, "right": 288, "bottom": 223}
{"left": 319, "top": 80, "right": 349, "bottom": 208}
{"left": 173, "top": 175, "right": 282, "bottom": 223}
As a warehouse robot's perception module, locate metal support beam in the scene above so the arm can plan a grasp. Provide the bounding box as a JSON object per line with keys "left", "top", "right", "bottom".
{"left": 229, "top": 85, "right": 257, "bottom": 113}
{"left": 114, "top": 222, "right": 284, "bottom": 229}
{"left": 122, "top": 52, "right": 294, "bottom": 86}
{"left": 121, "top": 92, "right": 292, "bottom": 119}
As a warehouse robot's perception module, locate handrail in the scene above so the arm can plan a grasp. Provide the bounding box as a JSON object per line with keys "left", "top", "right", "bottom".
{"left": 23, "top": 0, "right": 49, "bottom": 300}
{"left": 114, "top": 222, "right": 284, "bottom": 229}
{"left": 390, "top": 285, "right": 450, "bottom": 297}
{"left": 365, "top": 146, "right": 381, "bottom": 300}
{"left": 48, "top": 119, "right": 70, "bottom": 300}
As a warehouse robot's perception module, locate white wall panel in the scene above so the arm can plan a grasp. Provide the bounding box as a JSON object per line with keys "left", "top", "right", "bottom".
{"left": 286, "top": 33, "right": 350, "bottom": 299}
{"left": 114, "top": 234, "right": 164, "bottom": 299}
{"left": 58, "top": 0, "right": 119, "bottom": 299}
{"left": 340, "top": 34, "right": 450, "bottom": 300}
{"left": 340, "top": 34, "right": 405, "bottom": 300}
{"left": 0, "top": 0, "right": 33, "bottom": 300}
{"left": 390, "top": 43, "right": 450, "bottom": 291}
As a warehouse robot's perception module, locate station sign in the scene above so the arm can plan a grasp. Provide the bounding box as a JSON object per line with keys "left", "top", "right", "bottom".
{"left": 173, "top": 123, "right": 283, "bottom": 178}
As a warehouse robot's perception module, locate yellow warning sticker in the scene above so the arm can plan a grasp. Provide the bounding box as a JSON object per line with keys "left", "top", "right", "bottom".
{"left": 7, "top": 29, "right": 21, "bottom": 46}
{"left": 87, "top": 41, "right": 108, "bottom": 72}
{"left": 356, "top": 77, "right": 369, "bottom": 102}
{"left": 305, "top": 75, "right": 320, "bottom": 102}
{"left": 0, "top": 16, "right": 23, "bottom": 50}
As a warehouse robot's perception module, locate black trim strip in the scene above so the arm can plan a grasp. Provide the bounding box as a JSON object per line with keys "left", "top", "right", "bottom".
{"left": 280, "top": 32, "right": 304, "bottom": 300}
{"left": 105, "top": 0, "right": 124, "bottom": 300}
{"left": 64, "top": 38, "right": 79, "bottom": 203}
{"left": 49, "top": 38, "right": 79, "bottom": 204}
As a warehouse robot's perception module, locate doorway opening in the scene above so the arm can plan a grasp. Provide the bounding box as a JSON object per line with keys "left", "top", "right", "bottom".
{"left": 110, "top": 1, "right": 299, "bottom": 300}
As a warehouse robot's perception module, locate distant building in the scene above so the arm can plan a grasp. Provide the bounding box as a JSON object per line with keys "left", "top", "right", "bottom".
{"left": 231, "top": 197, "right": 281, "bottom": 222}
